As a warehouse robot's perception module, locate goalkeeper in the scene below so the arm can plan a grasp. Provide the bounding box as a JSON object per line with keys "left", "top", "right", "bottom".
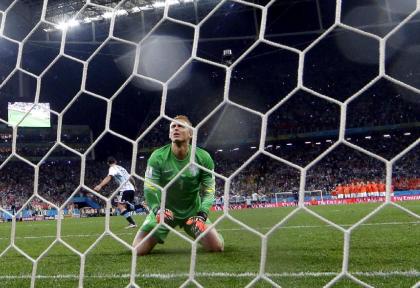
{"left": 133, "top": 115, "right": 224, "bottom": 255}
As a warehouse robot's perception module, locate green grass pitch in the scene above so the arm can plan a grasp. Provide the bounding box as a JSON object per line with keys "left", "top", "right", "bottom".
{"left": 0, "top": 201, "right": 419, "bottom": 288}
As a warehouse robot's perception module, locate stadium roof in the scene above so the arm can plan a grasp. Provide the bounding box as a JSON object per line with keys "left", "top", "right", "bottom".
{"left": 22, "top": 0, "right": 189, "bottom": 24}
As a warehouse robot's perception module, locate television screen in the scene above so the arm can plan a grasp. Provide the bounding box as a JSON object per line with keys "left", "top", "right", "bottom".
{"left": 8, "top": 102, "right": 51, "bottom": 127}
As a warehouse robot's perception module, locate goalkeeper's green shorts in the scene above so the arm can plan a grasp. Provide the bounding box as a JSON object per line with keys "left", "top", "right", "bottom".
{"left": 139, "top": 212, "right": 213, "bottom": 243}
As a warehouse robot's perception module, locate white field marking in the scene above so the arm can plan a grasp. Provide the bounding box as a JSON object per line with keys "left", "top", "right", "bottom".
{"left": 12, "top": 219, "right": 102, "bottom": 227}
{"left": 0, "top": 271, "right": 418, "bottom": 280}
{"left": 0, "top": 221, "right": 418, "bottom": 240}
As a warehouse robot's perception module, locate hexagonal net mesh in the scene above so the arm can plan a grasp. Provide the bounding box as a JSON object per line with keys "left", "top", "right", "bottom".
{"left": 0, "top": 0, "right": 419, "bottom": 287}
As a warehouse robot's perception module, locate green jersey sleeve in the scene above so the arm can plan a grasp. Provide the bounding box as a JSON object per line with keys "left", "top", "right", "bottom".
{"left": 199, "top": 151, "right": 216, "bottom": 214}
{"left": 144, "top": 152, "right": 161, "bottom": 211}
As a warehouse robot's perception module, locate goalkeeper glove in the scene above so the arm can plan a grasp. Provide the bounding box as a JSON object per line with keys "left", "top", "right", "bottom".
{"left": 153, "top": 208, "right": 174, "bottom": 225}
{"left": 186, "top": 211, "right": 208, "bottom": 238}
{"left": 196, "top": 211, "right": 208, "bottom": 221}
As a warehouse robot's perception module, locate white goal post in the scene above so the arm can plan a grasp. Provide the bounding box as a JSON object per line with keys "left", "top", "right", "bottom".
{"left": 275, "top": 190, "right": 324, "bottom": 204}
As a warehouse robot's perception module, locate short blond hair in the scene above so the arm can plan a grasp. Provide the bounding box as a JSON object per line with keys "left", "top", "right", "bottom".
{"left": 173, "top": 115, "right": 192, "bottom": 127}
{"left": 171, "top": 115, "right": 193, "bottom": 138}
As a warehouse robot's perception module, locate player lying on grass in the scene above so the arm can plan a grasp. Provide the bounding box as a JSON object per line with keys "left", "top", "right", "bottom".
{"left": 94, "top": 157, "right": 147, "bottom": 229}
{"left": 133, "top": 115, "right": 224, "bottom": 255}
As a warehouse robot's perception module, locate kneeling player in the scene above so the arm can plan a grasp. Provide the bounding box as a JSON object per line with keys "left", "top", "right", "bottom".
{"left": 134, "top": 207, "right": 223, "bottom": 255}
{"left": 132, "top": 115, "right": 224, "bottom": 255}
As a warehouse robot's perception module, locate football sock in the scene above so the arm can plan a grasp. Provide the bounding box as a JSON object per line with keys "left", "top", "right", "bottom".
{"left": 121, "top": 209, "right": 136, "bottom": 225}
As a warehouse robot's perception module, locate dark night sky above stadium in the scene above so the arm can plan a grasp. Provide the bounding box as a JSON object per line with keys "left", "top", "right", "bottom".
{"left": 0, "top": 0, "right": 419, "bottom": 160}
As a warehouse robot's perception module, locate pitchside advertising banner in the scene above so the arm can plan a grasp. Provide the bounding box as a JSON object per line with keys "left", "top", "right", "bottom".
{"left": 1, "top": 195, "right": 419, "bottom": 221}
{"left": 211, "top": 195, "right": 420, "bottom": 210}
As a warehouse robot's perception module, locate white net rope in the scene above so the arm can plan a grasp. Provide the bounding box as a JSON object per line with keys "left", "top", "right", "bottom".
{"left": 0, "top": 0, "right": 419, "bottom": 287}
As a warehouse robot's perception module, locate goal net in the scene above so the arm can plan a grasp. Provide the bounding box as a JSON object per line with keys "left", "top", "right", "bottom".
{"left": 0, "top": 0, "right": 419, "bottom": 287}
{"left": 275, "top": 190, "right": 323, "bottom": 204}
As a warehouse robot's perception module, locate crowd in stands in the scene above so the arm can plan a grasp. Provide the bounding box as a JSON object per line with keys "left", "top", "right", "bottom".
{"left": 346, "top": 82, "right": 419, "bottom": 128}
{"left": 0, "top": 128, "right": 91, "bottom": 145}
{"left": 0, "top": 139, "right": 418, "bottom": 213}
{"left": 0, "top": 91, "right": 418, "bottom": 213}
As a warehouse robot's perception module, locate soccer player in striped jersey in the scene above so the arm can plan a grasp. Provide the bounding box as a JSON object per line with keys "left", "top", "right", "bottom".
{"left": 94, "top": 157, "right": 145, "bottom": 229}
{"left": 133, "top": 115, "right": 224, "bottom": 255}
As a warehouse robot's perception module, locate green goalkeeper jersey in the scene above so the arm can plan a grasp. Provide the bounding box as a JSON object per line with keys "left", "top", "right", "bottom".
{"left": 144, "top": 144, "right": 215, "bottom": 219}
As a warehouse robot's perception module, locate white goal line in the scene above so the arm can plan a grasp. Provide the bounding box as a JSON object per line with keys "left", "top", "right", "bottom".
{"left": 0, "top": 270, "right": 418, "bottom": 280}
{"left": 0, "top": 221, "right": 418, "bottom": 241}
